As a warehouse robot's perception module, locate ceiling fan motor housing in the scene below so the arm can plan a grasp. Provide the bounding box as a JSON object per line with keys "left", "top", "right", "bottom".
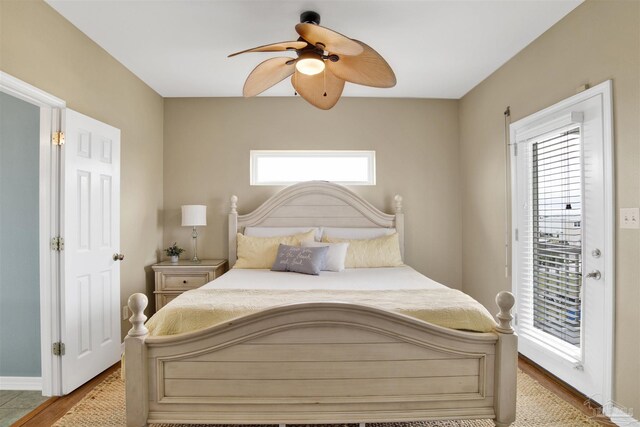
{"left": 300, "top": 11, "right": 320, "bottom": 25}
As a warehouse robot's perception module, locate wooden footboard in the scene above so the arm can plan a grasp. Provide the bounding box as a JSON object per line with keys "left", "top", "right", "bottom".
{"left": 125, "top": 292, "right": 516, "bottom": 427}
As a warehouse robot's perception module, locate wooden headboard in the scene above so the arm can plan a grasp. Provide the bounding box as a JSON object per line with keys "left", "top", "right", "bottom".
{"left": 228, "top": 181, "right": 404, "bottom": 266}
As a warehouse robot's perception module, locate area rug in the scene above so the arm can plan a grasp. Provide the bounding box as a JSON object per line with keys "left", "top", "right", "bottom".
{"left": 53, "top": 369, "right": 604, "bottom": 427}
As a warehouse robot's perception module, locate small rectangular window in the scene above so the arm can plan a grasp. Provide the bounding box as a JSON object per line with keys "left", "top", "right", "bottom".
{"left": 250, "top": 150, "right": 376, "bottom": 186}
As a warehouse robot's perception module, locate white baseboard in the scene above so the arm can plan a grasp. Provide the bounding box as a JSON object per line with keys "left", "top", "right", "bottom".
{"left": 605, "top": 405, "right": 640, "bottom": 426}
{"left": 0, "top": 376, "right": 43, "bottom": 391}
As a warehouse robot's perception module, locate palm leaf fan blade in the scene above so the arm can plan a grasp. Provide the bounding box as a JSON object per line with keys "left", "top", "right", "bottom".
{"left": 327, "top": 41, "right": 396, "bottom": 88}
{"left": 229, "top": 41, "right": 308, "bottom": 57}
{"left": 243, "top": 57, "right": 296, "bottom": 97}
{"left": 291, "top": 68, "right": 345, "bottom": 110}
{"left": 295, "top": 23, "right": 363, "bottom": 56}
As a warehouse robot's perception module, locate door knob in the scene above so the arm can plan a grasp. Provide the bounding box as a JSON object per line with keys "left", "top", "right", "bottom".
{"left": 586, "top": 270, "right": 601, "bottom": 280}
{"left": 113, "top": 253, "right": 125, "bottom": 261}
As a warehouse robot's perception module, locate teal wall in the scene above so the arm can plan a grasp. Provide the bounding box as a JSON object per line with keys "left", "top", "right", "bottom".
{"left": 0, "top": 92, "right": 41, "bottom": 377}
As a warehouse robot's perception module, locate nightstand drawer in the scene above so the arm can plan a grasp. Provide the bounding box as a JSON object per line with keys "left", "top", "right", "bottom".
{"left": 160, "top": 273, "right": 210, "bottom": 291}
{"left": 152, "top": 259, "right": 228, "bottom": 312}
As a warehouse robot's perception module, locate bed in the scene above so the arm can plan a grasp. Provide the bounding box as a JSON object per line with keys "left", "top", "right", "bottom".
{"left": 125, "top": 181, "right": 517, "bottom": 427}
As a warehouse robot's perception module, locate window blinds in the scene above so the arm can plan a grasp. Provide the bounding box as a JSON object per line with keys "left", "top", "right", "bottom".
{"left": 517, "top": 127, "right": 583, "bottom": 353}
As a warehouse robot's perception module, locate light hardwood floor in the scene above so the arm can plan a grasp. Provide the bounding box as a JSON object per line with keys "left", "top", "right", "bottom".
{"left": 13, "top": 357, "right": 614, "bottom": 426}
{"left": 11, "top": 363, "right": 120, "bottom": 427}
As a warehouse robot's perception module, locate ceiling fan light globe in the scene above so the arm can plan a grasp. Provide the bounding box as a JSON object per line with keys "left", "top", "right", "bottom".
{"left": 296, "top": 58, "right": 325, "bottom": 76}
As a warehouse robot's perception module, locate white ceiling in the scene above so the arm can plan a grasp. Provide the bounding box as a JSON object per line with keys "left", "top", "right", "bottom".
{"left": 45, "top": 0, "right": 582, "bottom": 99}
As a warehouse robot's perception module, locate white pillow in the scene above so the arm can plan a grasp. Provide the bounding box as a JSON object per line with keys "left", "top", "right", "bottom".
{"left": 244, "top": 226, "right": 322, "bottom": 241}
{"left": 301, "top": 241, "right": 349, "bottom": 272}
{"left": 322, "top": 227, "right": 395, "bottom": 240}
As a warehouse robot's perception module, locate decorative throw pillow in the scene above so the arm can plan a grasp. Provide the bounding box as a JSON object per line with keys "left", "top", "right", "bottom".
{"left": 301, "top": 241, "right": 349, "bottom": 272}
{"left": 271, "top": 244, "right": 329, "bottom": 275}
{"left": 234, "top": 229, "right": 315, "bottom": 269}
{"left": 322, "top": 233, "right": 403, "bottom": 268}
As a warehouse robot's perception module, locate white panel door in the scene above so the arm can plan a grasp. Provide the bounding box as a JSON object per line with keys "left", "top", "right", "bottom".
{"left": 61, "top": 109, "right": 121, "bottom": 394}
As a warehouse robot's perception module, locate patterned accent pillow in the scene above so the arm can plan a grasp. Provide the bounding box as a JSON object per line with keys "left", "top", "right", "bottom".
{"left": 271, "top": 244, "right": 329, "bottom": 275}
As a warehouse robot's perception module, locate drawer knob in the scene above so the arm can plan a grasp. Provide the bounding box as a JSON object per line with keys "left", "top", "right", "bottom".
{"left": 183, "top": 280, "right": 187, "bottom": 284}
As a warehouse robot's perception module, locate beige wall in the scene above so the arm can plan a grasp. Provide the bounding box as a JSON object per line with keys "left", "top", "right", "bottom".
{"left": 163, "top": 97, "right": 462, "bottom": 288}
{"left": 5, "top": 0, "right": 637, "bottom": 411}
{"left": 0, "top": 0, "right": 165, "bottom": 339}
{"left": 459, "top": 0, "right": 640, "bottom": 412}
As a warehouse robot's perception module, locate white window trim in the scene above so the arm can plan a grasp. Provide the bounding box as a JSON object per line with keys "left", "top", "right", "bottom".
{"left": 250, "top": 150, "right": 376, "bottom": 186}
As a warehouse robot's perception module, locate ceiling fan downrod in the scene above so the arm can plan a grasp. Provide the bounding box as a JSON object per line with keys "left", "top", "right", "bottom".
{"left": 300, "top": 11, "right": 320, "bottom": 25}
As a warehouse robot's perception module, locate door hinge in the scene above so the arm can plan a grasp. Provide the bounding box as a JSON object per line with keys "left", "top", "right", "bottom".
{"left": 514, "top": 312, "right": 518, "bottom": 326}
{"left": 514, "top": 229, "right": 519, "bottom": 241}
{"left": 51, "top": 237, "right": 65, "bottom": 251}
{"left": 52, "top": 131, "right": 65, "bottom": 146}
{"left": 512, "top": 143, "right": 518, "bottom": 156}
{"left": 52, "top": 342, "right": 65, "bottom": 356}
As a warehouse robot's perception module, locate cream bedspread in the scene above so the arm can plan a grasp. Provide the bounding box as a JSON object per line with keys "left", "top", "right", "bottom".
{"left": 146, "top": 287, "right": 498, "bottom": 336}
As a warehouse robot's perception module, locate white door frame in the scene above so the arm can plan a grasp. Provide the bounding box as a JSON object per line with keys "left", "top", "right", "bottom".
{"left": 0, "top": 72, "right": 66, "bottom": 396}
{"left": 510, "top": 80, "right": 614, "bottom": 407}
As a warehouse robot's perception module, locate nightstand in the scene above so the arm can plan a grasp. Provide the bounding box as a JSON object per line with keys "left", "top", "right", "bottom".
{"left": 152, "top": 259, "right": 228, "bottom": 311}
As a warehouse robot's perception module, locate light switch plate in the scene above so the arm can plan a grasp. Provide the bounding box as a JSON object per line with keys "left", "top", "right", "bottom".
{"left": 620, "top": 208, "right": 640, "bottom": 229}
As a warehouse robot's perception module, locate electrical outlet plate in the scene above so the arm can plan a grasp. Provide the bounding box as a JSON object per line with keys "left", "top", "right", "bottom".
{"left": 620, "top": 208, "right": 640, "bottom": 229}
{"left": 122, "top": 305, "right": 130, "bottom": 321}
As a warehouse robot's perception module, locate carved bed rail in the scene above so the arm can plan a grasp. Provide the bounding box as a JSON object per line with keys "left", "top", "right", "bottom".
{"left": 125, "top": 291, "right": 516, "bottom": 427}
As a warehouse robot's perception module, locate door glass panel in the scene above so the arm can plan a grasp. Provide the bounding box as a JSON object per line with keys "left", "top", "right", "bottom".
{"left": 531, "top": 127, "right": 582, "bottom": 348}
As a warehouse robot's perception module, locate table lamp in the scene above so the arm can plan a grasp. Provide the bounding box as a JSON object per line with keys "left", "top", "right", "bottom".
{"left": 181, "top": 205, "right": 207, "bottom": 263}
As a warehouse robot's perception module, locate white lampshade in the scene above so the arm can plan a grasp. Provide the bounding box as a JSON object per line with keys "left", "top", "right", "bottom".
{"left": 181, "top": 205, "right": 207, "bottom": 226}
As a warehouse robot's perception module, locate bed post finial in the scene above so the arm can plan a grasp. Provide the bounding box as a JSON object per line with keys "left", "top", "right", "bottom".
{"left": 495, "top": 291, "right": 515, "bottom": 334}
{"left": 229, "top": 195, "right": 239, "bottom": 267}
{"left": 494, "top": 290, "right": 517, "bottom": 426}
{"left": 128, "top": 293, "right": 148, "bottom": 337}
{"left": 394, "top": 194, "right": 403, "bottom": 213}
{"left": 125, "top": 293, "right": 149, "bottom": 426}
{"left": 230, "top": 195, "right": 238, "bottom": 214}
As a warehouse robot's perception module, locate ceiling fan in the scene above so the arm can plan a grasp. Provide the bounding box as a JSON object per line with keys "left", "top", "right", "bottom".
{"left": 229, "top": 11, "right": 396, "bottom": 110}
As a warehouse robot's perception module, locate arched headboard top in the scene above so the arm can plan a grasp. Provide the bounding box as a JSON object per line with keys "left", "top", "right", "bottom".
{"left": 228, "top": 181, "right": 404, "bottom": 266}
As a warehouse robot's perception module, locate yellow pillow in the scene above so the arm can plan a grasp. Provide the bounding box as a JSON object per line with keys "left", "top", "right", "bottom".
{"left": 234, "top": 229, "right": 315, "bottom": 269}
{"left": 323, "top": 233, "right": 403, "bottom": 268}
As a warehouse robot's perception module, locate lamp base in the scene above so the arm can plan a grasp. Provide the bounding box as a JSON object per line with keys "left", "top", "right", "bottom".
{"left": 191, "top": 227, "right": 201, "bottom": 264}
